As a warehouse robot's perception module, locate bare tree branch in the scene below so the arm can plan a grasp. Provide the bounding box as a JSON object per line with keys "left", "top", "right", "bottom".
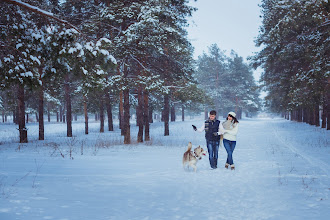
{"left": 3, "top": 0, "right": 80, "bottom": 33}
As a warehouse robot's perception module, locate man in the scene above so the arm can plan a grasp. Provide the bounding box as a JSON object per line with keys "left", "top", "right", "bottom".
{"left": 192, "top": 110, "right": 224, "bottom": 169}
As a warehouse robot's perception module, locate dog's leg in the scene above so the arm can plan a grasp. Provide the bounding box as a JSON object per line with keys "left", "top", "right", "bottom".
{"left": 190, "top": 164, "right": 197, "bottom": 172}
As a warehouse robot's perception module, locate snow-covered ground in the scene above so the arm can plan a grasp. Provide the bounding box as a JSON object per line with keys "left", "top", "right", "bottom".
{"left": 0, "top": 116, "right": 329, "bottom": 220}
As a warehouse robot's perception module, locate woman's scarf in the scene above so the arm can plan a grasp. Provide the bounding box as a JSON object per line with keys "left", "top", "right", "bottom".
{"left": 222, "top": 120, "right": 236, "bottom": 130}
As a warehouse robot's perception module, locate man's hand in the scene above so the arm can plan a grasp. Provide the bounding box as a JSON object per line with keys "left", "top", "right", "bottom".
{"left": 192, "top": 125, "right": 197, "bottom": 131}
{"left": 213, "top": 132, "right": 218, "bottom": 136}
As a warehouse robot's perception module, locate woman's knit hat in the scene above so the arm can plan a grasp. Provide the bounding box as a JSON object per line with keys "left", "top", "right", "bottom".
{"left": 228, "top": 111, "right": 236, "bottom": 118}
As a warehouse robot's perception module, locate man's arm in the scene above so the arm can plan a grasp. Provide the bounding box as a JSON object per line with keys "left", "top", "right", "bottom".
{"left": 192, "top": 123, "right": 205, "bottom": 132}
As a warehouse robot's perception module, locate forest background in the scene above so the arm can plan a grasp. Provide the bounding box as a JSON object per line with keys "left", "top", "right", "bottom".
{"left": 0, "top": 0, "right": 329, "bottom": 144}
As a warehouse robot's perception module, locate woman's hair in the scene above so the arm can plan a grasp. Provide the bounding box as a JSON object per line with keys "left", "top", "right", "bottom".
{"left": 227, "top": 115, "right": 239, "bottom": 123}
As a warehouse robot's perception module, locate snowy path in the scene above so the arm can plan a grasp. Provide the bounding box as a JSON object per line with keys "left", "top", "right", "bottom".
{"left": 0, "top": 117, "right": 329, "bottom": 220}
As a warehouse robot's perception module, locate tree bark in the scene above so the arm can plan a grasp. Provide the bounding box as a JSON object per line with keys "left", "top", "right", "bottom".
{"left": 47, "top": 103, "right": 51, "bottom": 122}
{"left": 59, "top": 106, "right": 62, "bottom": 122}
{"left": 38, "top": 85, "right": 44, "bottom": 140}
{"left": 309, "top": 107, "right": 314, "bottom": 125}
{"left": 315, "top": 104, "right": 320, "bottom": 127}
{"left": 182, "top": 104, "right": 185, "bottom": 121}
{"left": 100, "top": 99, "right": 104, "bottom": 133}
{"left": 83, "top": 95, "right": 88, "bottom": 134}
{"left": 18, "top": 84, "right": 27, "bottom": 143}
{"left": 64, "top": 76, "right": 72, "bottom": 137}
{"left": 137, "top": 86, "right": 144, "bottom": 142}
{"left": 105, "top": 93, "right": 114, "bottom": 131}
{"left": 171, "top": 104, "right": 175, "bottom": 122}
{"left": 123, "top": 89, "right": 130, "bottom": 144}
{"left": 297, "top": 107, "right": 302, "bottom": 122}
{"left": 144, "top": 90, "right": 150, "bottom": 141}
{"left": 148, "top": 106, "right": 153, "bottom": 123}
{"left": 164, "top": 94, "right": 170, "bottom": 136}
{"left": 119, "top": 91, "right": 124, "bottom": 135}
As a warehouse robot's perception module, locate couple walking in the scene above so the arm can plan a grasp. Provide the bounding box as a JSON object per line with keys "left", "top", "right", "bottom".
{"left": 192, "top": 110, "right": 239, "bottom": 170}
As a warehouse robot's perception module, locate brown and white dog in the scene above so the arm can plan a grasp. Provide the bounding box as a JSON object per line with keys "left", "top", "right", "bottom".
{"left": 182, "top": 142, "right": 207, "bottom": 172}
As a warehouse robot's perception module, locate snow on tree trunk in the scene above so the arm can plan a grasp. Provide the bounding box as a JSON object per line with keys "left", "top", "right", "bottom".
{"left": 18, "top": 84, "right": 27, "bottom": 143}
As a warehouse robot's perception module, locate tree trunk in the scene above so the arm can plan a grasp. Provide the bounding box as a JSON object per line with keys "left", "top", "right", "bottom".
{"left": 65, "top": 76, "right": 72, "bottom": 137}
{"left": 26, "top": 113, "right": 29, "bottom": 123}
{"left": 137, "top": 86, "right": 144, "bottom": 142}
{"left": 164, "top": 94, "right": 169, "bottom": 136}
{"left": 59, "top": 106, "right": 62, "bottom": 122}
{"left": 297, "top": 107, "right": 302, "bottom": 122}
{"left": 18, "top": 84, "right": 27, "bottom": 143}
{"left": 62, "top": 105, "right": 66, "bottom": 123}
{"left": 123, "top": 89, "right": 130, "bottom": 144}
{"left": 38, "top": 85, "right": 44, "bottom": 140}
{"left": 309, "top": 107, "right": 314, "bottom": 125}
{"left": 327, "top": 103, "right": 330, "bottom": 130}
{"left": 56, "top": 110, "right": 59, "bottom": 122}
{"left": 47, "top": 103, "right": 50, "bottom": 122}
{"left": 149, "top": 106, "right": 153, "bottom": 123}
{"left": 13, "top": 110, "right": 17, "bottom": 124}
{"left": 100, "top": 99, "right": 104, "bottom": 133}
{"left": 182, "top": 104, "right": 185, "bottom": 121}
{"left": 171, "top": 104, "right": 175, "bottom": 122}
{"left": 83, "top": 95, "right": 88, "bottom": 134}
{"left": 315, "top": 104, "right": 320, "bottom": 127}
{"left": 144, "top": 90, "right": 150, "bottom": 141}
{"left": 119, "top": 91, "right": 124, "bottom": 135}
{"left": 105, "top": 93, "right": 114, "bottom": 131}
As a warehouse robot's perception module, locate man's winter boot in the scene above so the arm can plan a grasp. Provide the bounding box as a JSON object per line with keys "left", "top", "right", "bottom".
{"left": 225, "top": 163, "right": 229, "bottom": 169}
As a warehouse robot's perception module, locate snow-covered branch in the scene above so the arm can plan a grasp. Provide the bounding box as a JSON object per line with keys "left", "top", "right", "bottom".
{"left": 3, "top": 0, "right": 80, "bottom": 33}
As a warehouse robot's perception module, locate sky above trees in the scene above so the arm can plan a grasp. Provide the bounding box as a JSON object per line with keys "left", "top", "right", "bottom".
{"left": 187, "top": 0, "right": 262, "bottom": 79}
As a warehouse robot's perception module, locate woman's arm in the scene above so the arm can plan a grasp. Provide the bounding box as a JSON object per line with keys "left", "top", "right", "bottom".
{"left": 224, "top": 124, "right": 238, "bottom": 135}
{"left": 217, "top": 122, "right": 225, "bottom": 135}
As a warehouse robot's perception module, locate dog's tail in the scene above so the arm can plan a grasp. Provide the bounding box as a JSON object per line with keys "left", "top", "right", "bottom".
{"left": 187, "top": 142, "right": 192, "bottom": 151}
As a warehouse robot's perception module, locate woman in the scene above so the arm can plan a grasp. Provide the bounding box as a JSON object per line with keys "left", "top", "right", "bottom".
{"left": 222, "top": 111, "right": 239, "bottom": 170}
